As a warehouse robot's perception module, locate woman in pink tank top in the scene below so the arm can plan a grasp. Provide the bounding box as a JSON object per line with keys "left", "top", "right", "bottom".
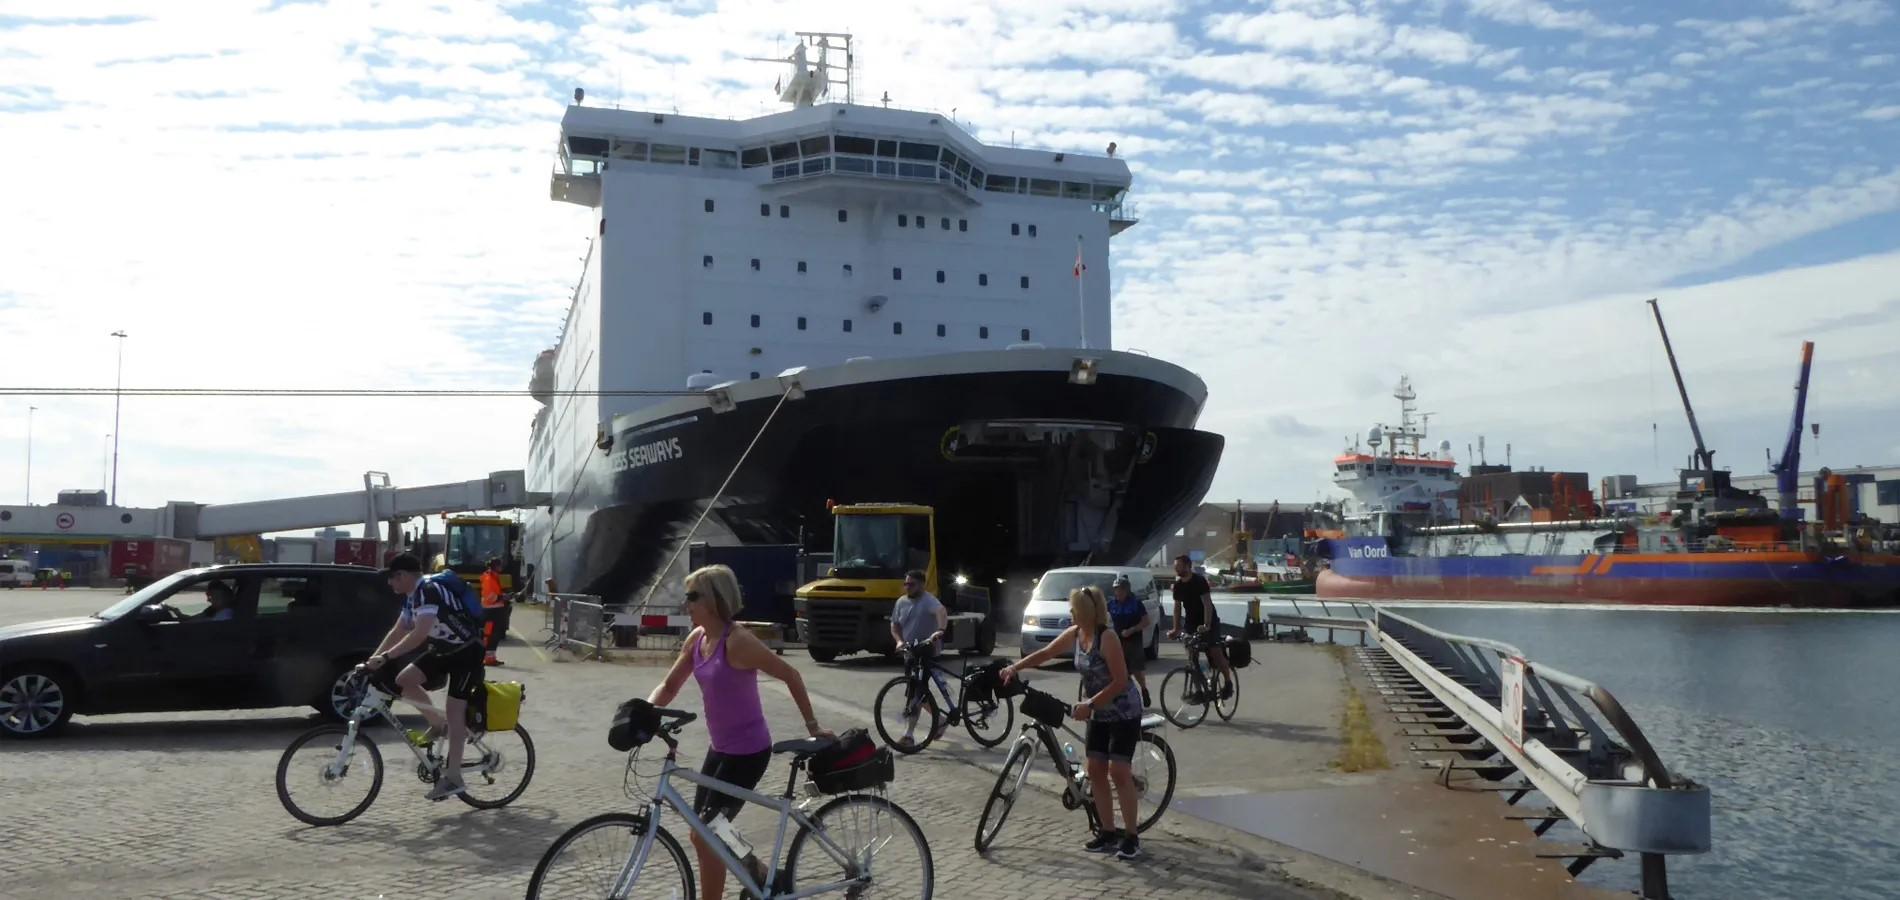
{"left": 647, "top": 564, "right": 831, "bottom": 900}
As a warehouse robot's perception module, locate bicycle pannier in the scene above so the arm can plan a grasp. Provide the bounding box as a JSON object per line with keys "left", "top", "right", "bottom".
{"left": 1020, "top": 688, "right": 1068, "bottom": 728}
{"left": 608, "top": 697, "right": 660, "bottom": 751}
{"left": 963, "top": 660, "right": 1007, "bottom": 704}
{"left": 809, "top": 728, "right": 894, "bottom": 794}
{"left": 471, "top": 681, "right": 524, "bottom": 732}
{"left": 1223, "top": 634, "right": 1253, "bottom": 670}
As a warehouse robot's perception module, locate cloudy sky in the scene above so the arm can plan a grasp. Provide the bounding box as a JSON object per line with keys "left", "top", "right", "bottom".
{"left": 2, "top": 0, "right": 1897, "bottom": 521}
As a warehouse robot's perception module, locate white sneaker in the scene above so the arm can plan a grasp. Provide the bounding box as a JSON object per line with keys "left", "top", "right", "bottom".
{"left": 426, "top": 778, "right": 467, "bottom": 801}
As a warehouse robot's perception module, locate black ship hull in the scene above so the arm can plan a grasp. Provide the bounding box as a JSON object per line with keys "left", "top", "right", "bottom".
{"left": 530, "top": 350, "right": 1223, "bottom": 605}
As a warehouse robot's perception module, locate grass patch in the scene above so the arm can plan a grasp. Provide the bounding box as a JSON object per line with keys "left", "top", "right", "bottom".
{"left": 1329, "top": 646, "right": 1391, "bottom": 773}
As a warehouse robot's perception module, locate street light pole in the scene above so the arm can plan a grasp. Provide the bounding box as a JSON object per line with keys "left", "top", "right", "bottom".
{"left": 103, "top": 433, "right": 112, "bottom": 491}
{"left": 24, "top": 405, "right": 34, "bottom": 505}
{"left": 110, "top": 330, "right": 127, "bottom": 507}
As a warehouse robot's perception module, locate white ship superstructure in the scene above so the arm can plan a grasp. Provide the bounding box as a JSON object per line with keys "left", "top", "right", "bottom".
{"left": 522, "top": 34, "right": 1221, "bottom": 604}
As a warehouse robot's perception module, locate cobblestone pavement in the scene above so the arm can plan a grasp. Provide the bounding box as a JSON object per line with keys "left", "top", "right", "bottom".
{"left": 1, "top": 591, "right": 1428, "bottom": 900}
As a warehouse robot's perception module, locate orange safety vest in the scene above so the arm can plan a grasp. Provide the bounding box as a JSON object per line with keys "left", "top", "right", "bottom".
{"left": 480, "top": 571, "right": 505, "bottom": 607}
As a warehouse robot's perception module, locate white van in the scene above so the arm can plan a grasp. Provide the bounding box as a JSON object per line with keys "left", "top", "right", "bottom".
{"left": 1018, "top": 566, "right": 1163, "bottom": 659}
{"left": 0, "top": 560, "right": 35, "bottom": 588}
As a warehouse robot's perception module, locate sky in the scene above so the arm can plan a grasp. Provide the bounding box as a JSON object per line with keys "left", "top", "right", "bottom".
{"left": 1, "top": 0, "right": 1897, "bottom": 521}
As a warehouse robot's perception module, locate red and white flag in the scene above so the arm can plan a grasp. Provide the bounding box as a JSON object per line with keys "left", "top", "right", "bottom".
{"left": 1073, "top": 241, "right": 1086, "bottom": 278}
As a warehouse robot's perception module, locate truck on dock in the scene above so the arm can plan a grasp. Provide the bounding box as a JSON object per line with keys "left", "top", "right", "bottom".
{"left": 110, "top": 537, "right": 191, "bottom": 591}
{"left": 793, "top": 503, "right": 995, "bottom": 662}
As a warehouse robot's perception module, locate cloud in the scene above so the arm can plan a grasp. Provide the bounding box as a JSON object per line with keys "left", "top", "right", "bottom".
{"left": 1460, "top": 0, "right": 1658, "bottom": 39}
{"left": 1861, "top": 105, "right": 1900, "bottom": 121}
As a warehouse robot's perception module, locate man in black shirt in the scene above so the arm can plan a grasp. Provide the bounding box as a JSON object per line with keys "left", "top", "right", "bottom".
{"left": 1167, "top": 555, "right": 1234, "bottom": 699}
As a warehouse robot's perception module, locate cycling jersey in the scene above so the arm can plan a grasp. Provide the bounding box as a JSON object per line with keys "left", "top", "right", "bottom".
{"left": 399, "top": 580, "right": 482, "bottom": 648}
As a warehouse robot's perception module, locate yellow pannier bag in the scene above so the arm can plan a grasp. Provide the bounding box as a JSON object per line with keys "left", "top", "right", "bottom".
{"left": 480, "top": 681, "right": 525, "bottom": 732}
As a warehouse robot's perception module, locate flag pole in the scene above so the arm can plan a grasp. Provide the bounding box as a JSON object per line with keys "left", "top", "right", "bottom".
{"left": 1075, "top": 234, "right": 1087, "bottom": 350}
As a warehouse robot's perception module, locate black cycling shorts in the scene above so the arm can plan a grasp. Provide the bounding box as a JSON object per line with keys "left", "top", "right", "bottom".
{"left": 411, "top": 643, "right": 485, "bottom": 702}
{"left": 1085, "top": 717, "right": 1141, "bottom": 763}
{"left": 693, "top": 748, "right": 773, "bottom": 822}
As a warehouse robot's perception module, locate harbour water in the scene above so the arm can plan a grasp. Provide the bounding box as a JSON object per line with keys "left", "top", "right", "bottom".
{"left": 1216, "top": 595, "right": 1900, "bottom": 900}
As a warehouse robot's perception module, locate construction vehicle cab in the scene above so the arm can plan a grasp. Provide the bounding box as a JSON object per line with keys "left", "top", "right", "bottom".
{"left": 435, "top": 515, "right": 524, "bottom": 593}
{"left": 794, "top": 503, "right": 994, "bottom": 663}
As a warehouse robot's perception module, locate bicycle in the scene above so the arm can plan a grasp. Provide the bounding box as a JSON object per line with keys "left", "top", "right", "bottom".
{"left": 528, "top": 703, "right": 934, "bottom": 899}
{"left": 1159, "top": 632, "right": 1238, "bottom": 729}
{"left": 873, "top": 639, "right": 1014, "bottom": 753}
{"left": 274, "top": 669, "right": 535, "bottom": 826}
{"left": 973, "top": 681, "right": 1177, "bottom": 853}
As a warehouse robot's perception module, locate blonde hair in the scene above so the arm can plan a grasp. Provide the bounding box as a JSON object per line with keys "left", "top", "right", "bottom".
{"left": 1068, "top": 586, "right": 1109, "bottom": 632}
{"left": 686, "top": 564, "right": 744, "bottom": 622}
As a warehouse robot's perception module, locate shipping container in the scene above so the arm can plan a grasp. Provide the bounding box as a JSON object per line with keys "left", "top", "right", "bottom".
{"left": 110, "top": 537, "right": 191, "bottom": 588}
{"left": 272, "top": 537, "right": 318, "bottom": 564}
{"left": 332, "top": 538, "right": 381, "bottom": 568}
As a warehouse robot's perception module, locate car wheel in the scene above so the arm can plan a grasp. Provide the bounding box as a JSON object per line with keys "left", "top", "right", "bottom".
{"left": 808, "top": 647, "right": 839, "bottom": 663}
{"left": 314, "top": 663, "right": 362, "bottom": 721}
{"left": 0, "top": 667, "right": 76, "bottom": 738}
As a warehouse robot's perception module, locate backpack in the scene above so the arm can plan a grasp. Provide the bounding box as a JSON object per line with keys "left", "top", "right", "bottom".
{"left": 422, "top": 570, "right": 485, "bottom": 623}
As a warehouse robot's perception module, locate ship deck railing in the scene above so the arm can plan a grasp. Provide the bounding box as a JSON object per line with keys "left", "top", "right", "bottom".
{"left": 1253, "top": 606, "right": 1711, "bottom": 899}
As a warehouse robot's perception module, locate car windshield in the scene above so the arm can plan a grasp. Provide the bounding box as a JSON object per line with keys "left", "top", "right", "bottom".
{"left": 94, "top": 569, "right": 207, "bottom": 619}
{"left": 445, "top": 522, "right": 511, "bottom": 569}
{"left": 1030, "top": 571, "right": 1120, "bottom": 603}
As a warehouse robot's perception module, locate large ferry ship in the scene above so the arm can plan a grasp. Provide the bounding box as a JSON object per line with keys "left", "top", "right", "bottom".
{"left": 1314, "top": 367, "right": 1900, "bottom": 607}
{"left": 521, "top": 34, "right": 1223, "bottom": 606}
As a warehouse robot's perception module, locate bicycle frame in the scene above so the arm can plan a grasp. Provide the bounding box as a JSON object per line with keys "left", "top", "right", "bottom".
{"left": 998, "top": 707, "right": 1167, "bottom": 833}
{"left": 615, "top": 749, "right": 873, "bottom": 900}
{"left": 328, "top": 679, "right": 496, "bottom": 781}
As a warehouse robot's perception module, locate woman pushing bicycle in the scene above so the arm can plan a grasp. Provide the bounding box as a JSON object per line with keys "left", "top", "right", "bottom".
{"left": 998, "top": 585, "right": 1147, "bottom": 860}
{"left": 648, "top": 564, "right": 834, "bottom": 900}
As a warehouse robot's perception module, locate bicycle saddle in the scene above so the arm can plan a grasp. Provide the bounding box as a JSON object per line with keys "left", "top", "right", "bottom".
{"left": 771, "top": 737, "right": 835, "bottom": 756}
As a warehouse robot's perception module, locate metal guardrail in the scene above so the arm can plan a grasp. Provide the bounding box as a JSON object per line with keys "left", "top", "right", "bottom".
{"left": 1370, "top": 609, "right": 1710, "bottom": 899}
{"left": 545, "top": 592, "right": 610, "bottom": 660}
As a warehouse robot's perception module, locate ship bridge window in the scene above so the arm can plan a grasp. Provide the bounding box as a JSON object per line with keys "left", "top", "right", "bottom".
{"left": 770, "top": 142, "right": 799, "bottom": 161}
{"left": 836, "top": 135, "right": 876, "bottom": 156}
{"left": 1029, "top": 178, "right": 1060, "bottom": 197}
{"left": 741, "top": 147, "right": 768, "bottom": 168}
{"left": 986, "top": 174, "right": 1018, "bottom": 193}
{"left": 836, "top": 156, "right": 873, "bottom": 174}
{"left": 799, "top": 136, "right": 830, "bottom": 157}
{"left": 802, "top": 157, "right": 829, "bottom": 175}
{"left": 1092, "top": 184, "right": 1122, "bottom": 202}
{"left": 876, "top": 139, "right": 898, "bottom": 157}
{"left": 1063, "top": 181, "right": 1089, "bottom": 199}
{"left": 899, "top": 142, "right": 939, "bottom": 161}
{"left": 610, "top": 139, "right": 647, "bottom": 160}
{"left": 566, "top": 135, "right": 609, "bottom": 158}
{"left": 703, "top": 149, "right": 737, "bottom": 169}
{"left": 651, "top": 144, "right": 687, "bottom": 165}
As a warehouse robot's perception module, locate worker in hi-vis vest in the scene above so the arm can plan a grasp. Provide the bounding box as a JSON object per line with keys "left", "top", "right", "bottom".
{"left": 480, "top": 558, "right": 509, "bottom": 666}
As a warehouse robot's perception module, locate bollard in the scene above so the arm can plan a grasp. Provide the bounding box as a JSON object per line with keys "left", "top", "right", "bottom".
{"left": 1245, "top": 598, "right": 1264, "bottom": 639}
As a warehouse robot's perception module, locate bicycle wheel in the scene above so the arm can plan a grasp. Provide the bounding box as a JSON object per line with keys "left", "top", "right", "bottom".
{"left": 1130, "top": 731, "right": 1178, "bottom": 834}
{"left": 527, "top": 812, "right": 694, "bottom": 900}
{"left": 458, "top": 724, "right": 536, "bottom": 809}
{"left": 1215, "top": 669, "right": 1240, "bottom": 722}
{"left": 1159, "top": 668, "right": 1208, "bottom": 729}
{"left": 873, "top": 676, "right": 941, "bottom": 754}
{"left": 975, "top": 740, "right": 1034, "bottom": 852}
{"left": 785, "top": 793, "right": 934, "bottom": 899}
{"left": 961, "top": 692, "right": 1015, "bottom": 749}
{"left": 275, "top": 723, "right": 383, "bottom": 826}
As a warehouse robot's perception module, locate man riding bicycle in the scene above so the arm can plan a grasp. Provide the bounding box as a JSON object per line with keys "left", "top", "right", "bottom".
{"left": 889, "top": 569, "right": 950, "bottom": 748}
{"left": 1167, "top": 555, "right": 1233, "bottom": 699}
{"left": 364, "top": 553, "right": 485, "bottom": 801}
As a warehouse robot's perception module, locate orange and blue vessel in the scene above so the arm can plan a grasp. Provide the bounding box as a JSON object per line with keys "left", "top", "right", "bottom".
{"left": 1311, "top": 360, "right": 1900, "bottom": 608}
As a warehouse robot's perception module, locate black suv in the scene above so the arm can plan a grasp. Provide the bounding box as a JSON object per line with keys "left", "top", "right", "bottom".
{"left": 0, "top": 563, "right": 400, "bottom": 738}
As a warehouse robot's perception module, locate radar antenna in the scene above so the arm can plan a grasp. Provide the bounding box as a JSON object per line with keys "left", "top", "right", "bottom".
{"left": 745, "top": 32, "right": 855, "bottom": 107}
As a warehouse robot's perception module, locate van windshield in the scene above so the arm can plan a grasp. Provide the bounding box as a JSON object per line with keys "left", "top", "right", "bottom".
{"left": 1030, "top": 572, "right": 1119, "bottom": 603}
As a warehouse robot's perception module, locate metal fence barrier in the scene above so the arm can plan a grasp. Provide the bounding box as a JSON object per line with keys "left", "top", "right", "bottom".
{"left": 1369, "top": 609, "right": 1710, "bottom": 899}
{"left": 544, "top": 593, "right": 611, "bottom": 660}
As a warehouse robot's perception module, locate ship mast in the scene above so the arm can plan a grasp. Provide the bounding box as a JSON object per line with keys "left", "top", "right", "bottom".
{"left": 745, "top": 32, "right": 855, "bottom": 107}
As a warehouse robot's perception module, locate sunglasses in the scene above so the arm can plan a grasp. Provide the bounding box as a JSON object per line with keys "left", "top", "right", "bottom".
{"left": 684, "top": 590, "right": 701, "bottom": 602}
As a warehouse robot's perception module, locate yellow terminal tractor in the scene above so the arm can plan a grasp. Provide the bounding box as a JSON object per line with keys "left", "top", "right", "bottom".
{"left": 793, "top": 503, "right": 995, "bottom": 662}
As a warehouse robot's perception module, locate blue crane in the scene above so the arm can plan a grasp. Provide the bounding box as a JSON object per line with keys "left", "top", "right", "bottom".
{"left": 1772, "top": 341, "right": 1816, "bottom": 521}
